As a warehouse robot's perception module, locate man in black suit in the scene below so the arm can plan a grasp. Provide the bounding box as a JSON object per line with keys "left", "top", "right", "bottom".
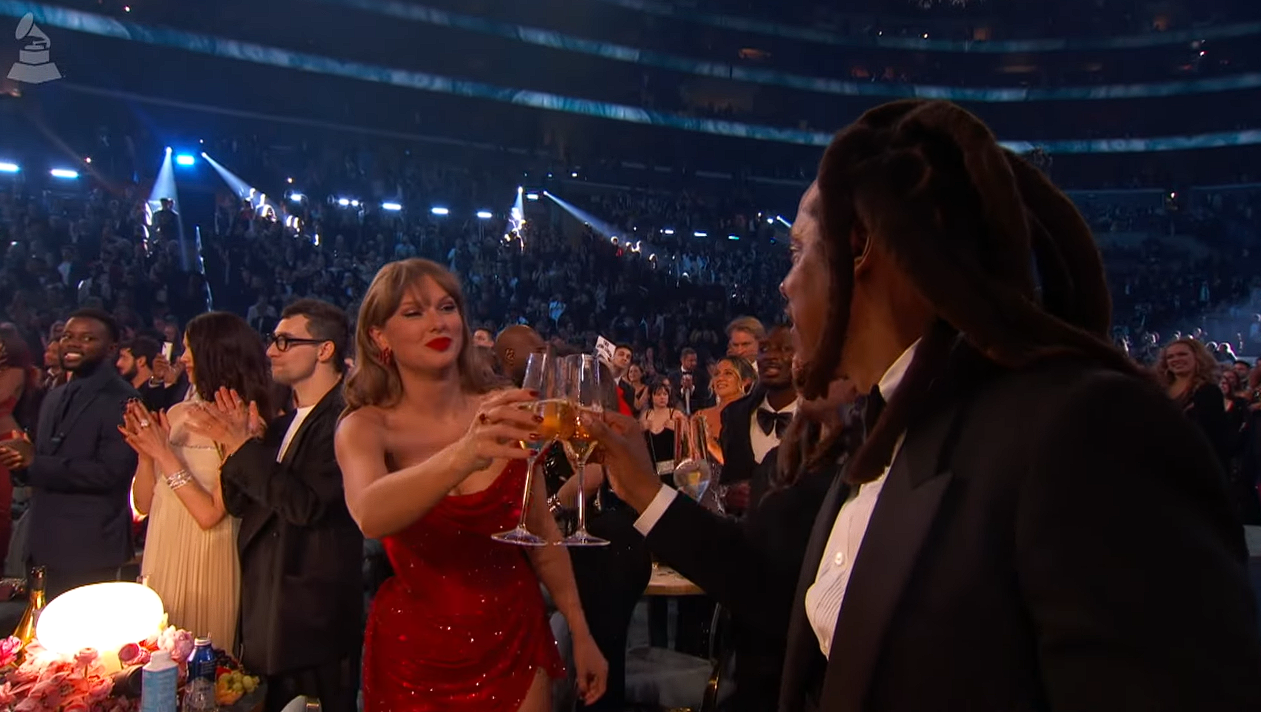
{"left": 191, "top": 300, "right": 362, "bottom": 712}
{"left": 719, "top": 326, "right": 797, "bottom": 512}
{"left": 667, "top": 348, "right": 708, "bottom": 414}
{"left": 593, "top": 100, "right": 1261, "bottom": 711}
{"left": 0, "top": 309, "right": 137, "bottom": 598}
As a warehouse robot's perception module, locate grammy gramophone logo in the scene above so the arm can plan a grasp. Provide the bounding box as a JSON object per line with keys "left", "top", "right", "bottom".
{"left": 7, "top": 13, "right": 61, "bottom": 84}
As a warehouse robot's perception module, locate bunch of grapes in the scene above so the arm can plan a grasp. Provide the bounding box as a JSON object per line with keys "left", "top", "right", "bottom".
{"left": 214, "top": 669, "right": 259, "bottom": 706}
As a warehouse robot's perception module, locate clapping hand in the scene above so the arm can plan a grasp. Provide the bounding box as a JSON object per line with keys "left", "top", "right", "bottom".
{"left": 184, "top": 387, "right": 264, "bottom": 457}
{"left": 119, "top": 400, "right": 172, "bottom": 460}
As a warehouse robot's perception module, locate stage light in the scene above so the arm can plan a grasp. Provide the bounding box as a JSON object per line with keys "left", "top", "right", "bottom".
{"left": 289, "top": 193, "right": 305, "bottom": 201}
{"left": 382, "top": 202, "right": 402, "bottom": 211}
{"left": 728, "top": 235, "right": 740, "bottom": 241}
{"left": 662, "top": 229, "right": 675, "bottom": 235}
{"left": 200, "top": 152, "right": 208, "bottom": 158}
{"left": 526, "top": 193, "right": 540, "bottom": 201}
{"left": 174, "top": 154, "right": 195, "bottom": 167}
{"left": 693, "top": 231, "right": 707, "bottom": 238}
{"left": 476, "top": 210, "right": 493, "bottom": 219}
{"left": 766, "top": 217, "right": 774, "bottom": 224}
{"left": 350, "top": 200, "right": 360, "bottom": 207}
{"left": 337, "top": 198, "right": 350, "bottom": 207}
{"left": 0, "top": 162, "right": 18, "bottom": 173}
{"left": 84, "top": 157, "right": 92, "bottom": 164}
{"left": 287, "top": 177, "right": 294, "bottom": 184}
{"left": 571, "top": 172, "right": 578, "bottom": 178}
{"left": 165, "top": 147, "right": 172, "bottom": 154}
{"left": 50, "top": 168, "right": 79, "bottom": 179}
{"left": 431, "top": 207, "right": 450, "bottom": 216}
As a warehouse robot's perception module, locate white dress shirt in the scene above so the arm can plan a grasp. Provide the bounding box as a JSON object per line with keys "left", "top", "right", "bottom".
{"left": 277, "top": 405, "right": 316, "bottom": 463}
{"left": 804, "top": 340, "right": 919, "bottom": 658}
{"left": 750, "top": 396, "right": 798, "bottom": 465}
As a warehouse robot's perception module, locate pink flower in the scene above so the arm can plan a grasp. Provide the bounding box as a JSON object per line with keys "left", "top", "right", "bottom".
{"left": 0, "top": 636, "right": 21, "bottom": 667}
{"left": 8, "top": 661, "right": 39, "bottom": 684}
{"left": 0, "top": 681, "right": 16, "bottom": 705}
{"left": 73, "top": 648, "right": 100, "bottom": 669}
{"left": 86, "top": 675, "right": 113, "bottom": 702}
{"left": 117, "top": 643, "right": 141, "bottom": 666}
{"left": 32, "top": 669, "right": 66, "bottom": 691}
{"left": 62, "top": 698, "right": 90, "bottom": 712}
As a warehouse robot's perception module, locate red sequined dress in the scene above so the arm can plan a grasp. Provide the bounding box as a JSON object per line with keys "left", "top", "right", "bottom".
{"left": 363, "top": 460, "right": 565, "bottom": 711}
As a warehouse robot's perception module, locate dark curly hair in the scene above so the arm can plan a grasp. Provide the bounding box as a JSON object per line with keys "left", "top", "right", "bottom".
{"left": 800, "top": 99, "right": 1135, "bottom": 485}
{"left": 184, "top": 312, "right": 274, "bottom": 423}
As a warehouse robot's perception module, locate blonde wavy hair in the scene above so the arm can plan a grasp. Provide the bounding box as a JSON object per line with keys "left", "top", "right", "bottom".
{"left": 1155, "top": 337, "right": 1219, "bottom": 406}
{"left": 343, "top": 258, "right": 494, "bottom": 413}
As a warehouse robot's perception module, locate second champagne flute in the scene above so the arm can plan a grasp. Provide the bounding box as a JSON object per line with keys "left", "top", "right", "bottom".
{"left": 559, "top": 354, "right": 610, "bottom": 547}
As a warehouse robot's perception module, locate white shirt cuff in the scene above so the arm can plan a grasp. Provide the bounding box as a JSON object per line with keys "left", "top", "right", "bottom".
{"left": 633, "top": 484, "right": 679, "bottom": 536}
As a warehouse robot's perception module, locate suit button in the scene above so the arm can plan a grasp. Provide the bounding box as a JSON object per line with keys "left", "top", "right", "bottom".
{"left": 833, "top": 551, "right": 845, "bottom": 567}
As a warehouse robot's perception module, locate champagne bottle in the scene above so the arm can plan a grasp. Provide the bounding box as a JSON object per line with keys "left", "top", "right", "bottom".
{"left": 11, "top": 566, "right": 45, "bottom": 646}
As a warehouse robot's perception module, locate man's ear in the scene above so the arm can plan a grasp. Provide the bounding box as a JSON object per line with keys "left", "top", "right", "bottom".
{"left": 851, "top": 220, "right": 874, "bottom": 275}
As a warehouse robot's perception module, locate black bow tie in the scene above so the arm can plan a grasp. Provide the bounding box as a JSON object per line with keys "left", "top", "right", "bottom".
{"left": 757, "top": 408, "right": 792, "bottom": 438}
{"left": 863, "top": 386, "right": 886, "bottom": 436}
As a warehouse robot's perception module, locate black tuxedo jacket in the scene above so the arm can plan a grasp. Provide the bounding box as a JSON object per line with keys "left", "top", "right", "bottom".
{"left": 668, "top": 367, "right": 710, "bottom": 412}
{"left": 718, "top": 385, "right": 762, "bottom": 486}
{"left": 782, "top": 356, "right": 1261, "bottom": 711}
{"left": 221, "top": 385, "right": 363, "bottom": 675}
{"left": 25, "top": 366, "right": 138, "bottom": 572}
{"left": 649, "top": 355, "right": 1261, "bottom": 712}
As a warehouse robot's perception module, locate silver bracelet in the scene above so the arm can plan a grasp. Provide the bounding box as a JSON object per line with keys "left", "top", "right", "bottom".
{"left": 547, "top": 494, "right": 567, "bottom": 516}
{"left": 165, "top": 468, "right": 194, "bottom": 491}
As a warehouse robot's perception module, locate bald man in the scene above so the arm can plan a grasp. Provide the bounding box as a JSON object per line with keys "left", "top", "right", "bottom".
{"left": 494, "top": 325, "right": 547, "bottom": 385}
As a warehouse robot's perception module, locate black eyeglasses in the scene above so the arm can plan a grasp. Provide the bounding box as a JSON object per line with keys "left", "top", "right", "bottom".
{"left": 267, "top": 334, "right": 328, "bottom": 352}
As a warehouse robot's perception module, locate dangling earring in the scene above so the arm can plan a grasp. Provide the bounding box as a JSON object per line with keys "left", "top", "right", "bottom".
{"left": 378, "top": 346, "right": 393, "bottom": 367}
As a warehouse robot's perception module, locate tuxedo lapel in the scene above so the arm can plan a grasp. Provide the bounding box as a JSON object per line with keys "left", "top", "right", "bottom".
{"left": 279, "top": 394, "right": 336, "bottom": 469}
{"left": 818, "top": 394, "right": 970, "bottom": 710}
{"left": 779, "top": 458, "right": 850, "bottom": 711}
{"left": 237, "top": 411, "right": 296, "bottom": 552}
{"left": 36, "top": 386, "right": 63, "bottom": 453}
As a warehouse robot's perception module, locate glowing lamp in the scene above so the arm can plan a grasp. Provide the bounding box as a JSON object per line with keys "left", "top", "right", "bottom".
{"left": 37, "top": 582, "right": 165, "bottom": 666}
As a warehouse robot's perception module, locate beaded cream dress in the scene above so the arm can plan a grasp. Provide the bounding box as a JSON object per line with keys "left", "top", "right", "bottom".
{"left": 140, "top": 398, "right": 240, "bottom": 651}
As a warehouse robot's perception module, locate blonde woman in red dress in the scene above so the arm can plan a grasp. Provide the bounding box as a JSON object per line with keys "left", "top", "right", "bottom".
{"left": 336, "top": 258, "right": 607, "bottom": 712}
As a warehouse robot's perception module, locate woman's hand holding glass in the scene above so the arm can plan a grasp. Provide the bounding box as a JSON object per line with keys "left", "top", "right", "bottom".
{"left": 494, "top": 351, "right": 563, "bottom": 546}
{"left": 454, "top": 388, "right": 539, "bottom": 478}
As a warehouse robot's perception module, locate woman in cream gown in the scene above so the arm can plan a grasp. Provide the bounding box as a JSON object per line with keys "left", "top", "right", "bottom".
{"left": 123, "top": 313, "right": 274, "bottom": 651}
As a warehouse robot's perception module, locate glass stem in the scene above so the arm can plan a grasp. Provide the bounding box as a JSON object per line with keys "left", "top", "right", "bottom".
{"left": 515, "top": 451, "right": 540, "bottom": 529}
{"left": 575, "top": 455, "right": 589, "bottom": 533}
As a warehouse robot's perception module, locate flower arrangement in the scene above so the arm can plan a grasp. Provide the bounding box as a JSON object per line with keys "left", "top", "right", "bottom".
{"left": 0, "top": 626, "right": 195, "bottom": 712}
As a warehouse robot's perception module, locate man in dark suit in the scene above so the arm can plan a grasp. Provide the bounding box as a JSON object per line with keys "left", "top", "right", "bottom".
{"left": 668, "top": 348, "right": 708, "bottom": 414}
{"left": 719, "top": 326, "right": 798, "bottom": 512}
{"left": 0, "top": 309, "right": 137, "bottom": 598}
{"left": 593, "top": 100, "right": 1261, "bottom": 712}
{"left": 191, "top": 300, "right": 362, "bottom": 712}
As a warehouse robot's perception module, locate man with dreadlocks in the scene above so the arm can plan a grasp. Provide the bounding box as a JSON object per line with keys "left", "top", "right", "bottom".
{"left": 588, "top": 99, "right": 1261, "bottom": 712}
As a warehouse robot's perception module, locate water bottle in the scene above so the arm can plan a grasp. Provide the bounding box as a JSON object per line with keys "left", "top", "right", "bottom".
{"left": 183, "top": 677, "right": 216, "bottom": 712}
{"left": 139, "top": 651, "right": 177, "bottom": 712}
{"left": 183, "top": 637, "right": 217, "bottom": 712}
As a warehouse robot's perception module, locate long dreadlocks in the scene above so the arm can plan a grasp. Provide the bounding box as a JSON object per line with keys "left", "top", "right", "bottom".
{"left": 799, "top": 99, "right": 1137, "bottom": 485}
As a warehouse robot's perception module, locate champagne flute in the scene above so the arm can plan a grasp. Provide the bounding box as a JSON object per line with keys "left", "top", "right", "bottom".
{"left": 559, "top": 354, "right": 610, "bottom": 547}
{"left": 492, "top": 351, "right": 567, "bottom": 546}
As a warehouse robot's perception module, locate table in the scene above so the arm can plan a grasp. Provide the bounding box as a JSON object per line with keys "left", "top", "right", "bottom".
{"left": 645, "top": 565, "right": 703, "bottom": 597}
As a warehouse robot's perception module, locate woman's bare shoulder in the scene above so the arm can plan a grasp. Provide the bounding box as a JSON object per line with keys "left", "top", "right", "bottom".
{"left": 338, "top": 406, "right": 387, "bottom": 436}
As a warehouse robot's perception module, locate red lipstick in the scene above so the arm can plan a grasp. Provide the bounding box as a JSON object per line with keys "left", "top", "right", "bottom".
{"left": 426, "top": 337, "right": 453, "bottom": 352}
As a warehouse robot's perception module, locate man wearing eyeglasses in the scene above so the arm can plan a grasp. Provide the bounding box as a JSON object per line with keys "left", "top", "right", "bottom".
{"left": 0, "top": 309, "right": 138, "bottom": 597}
{"left": 187, "top": 299, "right": 363, "bottom": 712}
